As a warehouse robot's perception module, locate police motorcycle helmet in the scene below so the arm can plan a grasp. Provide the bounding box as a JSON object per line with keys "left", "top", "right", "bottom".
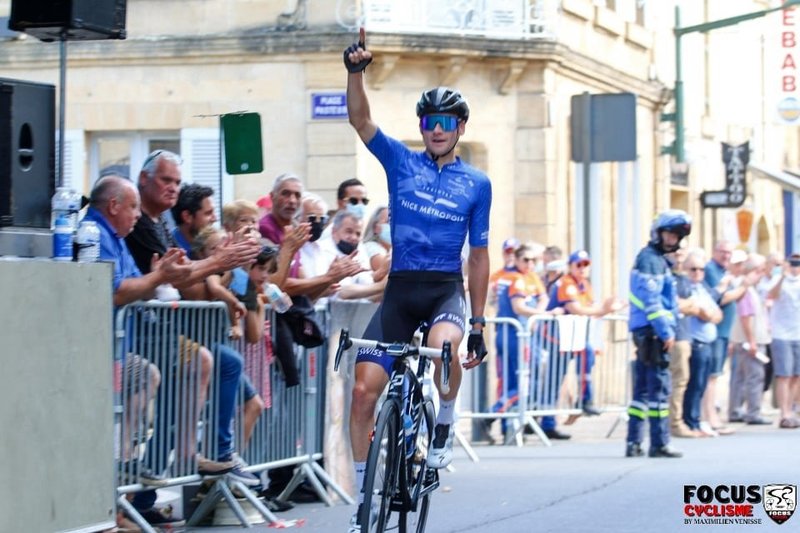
{"left": 416, "top": 87, "right": 470, "bottom": 121}
{"left": 650, "top": 209, "right": 692, "bottom": 253}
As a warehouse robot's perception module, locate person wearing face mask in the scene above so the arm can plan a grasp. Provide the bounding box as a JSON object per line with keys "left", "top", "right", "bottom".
{"left": 296, "top": 192, "right": 331, "bottom": 279}
{"left": 767, "top": 253, "right": 800, "bottom": 429}
{"left": 317, "top": 211, "right": 387, "bottom": 301}
{"left": 362, "top": 205, "right": 391, "bottom": 276}
{"left": 337, "top": 177, "right": 370, "bottom": 219}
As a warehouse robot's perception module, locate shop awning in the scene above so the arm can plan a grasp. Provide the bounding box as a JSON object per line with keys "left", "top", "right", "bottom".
{"left": 748, "top": 163, "right": 800, "bottom": 194}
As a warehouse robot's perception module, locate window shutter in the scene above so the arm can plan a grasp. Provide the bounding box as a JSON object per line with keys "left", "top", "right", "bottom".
{"left": 180, "top": 128, "right": 232, "bottom": 220}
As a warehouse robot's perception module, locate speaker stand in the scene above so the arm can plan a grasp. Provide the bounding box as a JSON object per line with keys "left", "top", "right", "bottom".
{"left": 57, "top": 32, "right": 67, "bottom": 188}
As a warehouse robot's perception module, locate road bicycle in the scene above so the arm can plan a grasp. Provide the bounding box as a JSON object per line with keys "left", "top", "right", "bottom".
{"left": 335, "top": 328, "right": 452, "bottom": 533}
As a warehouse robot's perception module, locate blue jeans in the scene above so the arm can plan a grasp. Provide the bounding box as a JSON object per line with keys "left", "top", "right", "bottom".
{"left": 683, "top": 340, "right": 712, "bottom": 430}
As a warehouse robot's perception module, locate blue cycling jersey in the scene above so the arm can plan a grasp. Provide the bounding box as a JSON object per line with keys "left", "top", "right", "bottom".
{"left": 366, "top": 128, "right": 492, "bottom": 274}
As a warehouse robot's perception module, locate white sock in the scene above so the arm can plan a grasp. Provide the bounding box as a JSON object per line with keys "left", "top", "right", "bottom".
{"left": 354, "top": 461, "right": 366, "bottom": 505}
{"left": 436, "top": 399, "right": 456, "bottom": 426}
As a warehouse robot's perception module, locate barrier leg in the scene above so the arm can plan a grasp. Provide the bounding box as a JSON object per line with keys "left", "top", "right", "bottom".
{"left": 309, "top": 460, "right": 355, "bottom": 505}
{"left": 185, "top": 480, "right": 225, "bottom": 527}
{"left": 453, "top": 428, "right": 480, "bottom": 463}
{"left": 606, "top": 411, "right": 628, "bottom": 439}
{"left": 229, "top": 479, "right": 280, "bottom": 524}
{"left": 523, "top": 414, "right": 552, "bottom": 447}
{"left": 117, "top": 495, "right": 158, "bottom": 533}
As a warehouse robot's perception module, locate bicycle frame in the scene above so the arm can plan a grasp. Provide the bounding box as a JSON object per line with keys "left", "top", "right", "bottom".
{"left": 335, "top": 329, "right": 451, "bottom": 532}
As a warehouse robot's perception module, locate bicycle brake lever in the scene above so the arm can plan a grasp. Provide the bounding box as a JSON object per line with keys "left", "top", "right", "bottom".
{"left": 334, "top": 328, "right": 351, "bottom": 372}
{"left": 440, "top": 341, "right": 451, "bottom": 395}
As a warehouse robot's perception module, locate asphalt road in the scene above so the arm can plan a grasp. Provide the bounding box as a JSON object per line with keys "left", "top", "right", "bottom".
{"left": 183, "top": 411, "right": 800, "bottom": 533}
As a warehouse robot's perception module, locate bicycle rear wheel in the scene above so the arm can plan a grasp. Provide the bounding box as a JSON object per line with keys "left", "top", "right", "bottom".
{"left": 361, "top": 399, "right": 401, "bottom": 532}
{"left": 405, "top": 398, "right": 436, "bottom": 533}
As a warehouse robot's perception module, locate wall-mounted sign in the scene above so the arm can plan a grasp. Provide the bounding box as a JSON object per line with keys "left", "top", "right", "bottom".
{"left": 311, "top": 92, "right": 348, "bottom": 120}
{"left": 700, "top": 142, "right": 749, "bottom": 208}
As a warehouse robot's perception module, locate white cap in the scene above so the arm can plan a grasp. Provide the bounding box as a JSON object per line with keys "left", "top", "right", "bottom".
{"left": 730, "top": 249, "right": 747, "bottom": 265}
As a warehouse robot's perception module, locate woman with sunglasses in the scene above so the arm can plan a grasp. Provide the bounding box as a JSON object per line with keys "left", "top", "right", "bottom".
{"left": 344, "top": 27, "right": 492, "bottom": 532}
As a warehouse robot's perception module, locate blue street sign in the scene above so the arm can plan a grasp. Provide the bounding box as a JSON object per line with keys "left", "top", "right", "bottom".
{"left": 311, "top": 92, "right": 348, "bottom": 119}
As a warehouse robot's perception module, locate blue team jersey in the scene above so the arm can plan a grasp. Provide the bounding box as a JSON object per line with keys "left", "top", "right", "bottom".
{"left": 366, "top": 128, "right": 492, "bottom": 274}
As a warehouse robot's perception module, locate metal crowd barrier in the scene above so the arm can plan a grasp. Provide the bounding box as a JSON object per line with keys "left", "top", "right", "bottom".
{"left": 113, "top": 300, "right": 272, "bottom": 532}
{"left": 462, "top": 314, "right": 632, "bottom": 457}
{"left": 231, "top": 304, "right": 352, "bottom": 516}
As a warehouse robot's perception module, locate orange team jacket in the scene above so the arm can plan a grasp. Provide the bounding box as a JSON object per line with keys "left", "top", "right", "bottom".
{"left": 553, "top": 273, "right": 594, "bottom": 312}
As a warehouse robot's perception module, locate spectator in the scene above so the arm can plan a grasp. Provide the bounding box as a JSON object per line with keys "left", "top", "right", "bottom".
{"left": 170, "top": 183, "right": 217, "bottom": 253}
{"left": 124, "top": 150, "right": 261, "bottom": 524}
{"left": 702, "top": 241, "right": 748, "bottom": 434}
{"left": 728, "top": 254, "right": 771, "bottom": 425}
{"left": 548, "top": 251, "right": 621, "bottom": 416}
{"left": 258, "top": 173, "right": 363, "bottom": 300}
{"left": 318, "top": 211, "right": 386, "bottom": 301}
{"left": 767, "top": 252, "right": 800, "bottom": 429}
{"left": 84, "top": 175, "right": 193, "bottom": 527}
{"left": 362, "top": 205, "right": 391, "bottom": 275}
{"left": 336, "top": 177, "right": 370, "bottom": 219}
{"left": 542, "top": 245, "right": 565, "bottom": 293}
{"left": 667, "top": 246, "right": 699, "bottom": 439}
{"left": 682, "top": 249, "right": 723, "bottom": 438}
{"left": 490, "top": 243, "right": 548, "bottom": 436}
{"left": 488, "top": 237, "right": 520, "bottom": 307}
{"left": 296, "top": 192, "right": 331, "bottom": 279}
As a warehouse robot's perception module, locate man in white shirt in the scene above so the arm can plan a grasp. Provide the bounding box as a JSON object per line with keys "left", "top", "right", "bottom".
{"left": 318, "top": 211, "right": 386, "bottom": 301}
{"left": 767, "top": 253, "right": 800, "bottom": 429}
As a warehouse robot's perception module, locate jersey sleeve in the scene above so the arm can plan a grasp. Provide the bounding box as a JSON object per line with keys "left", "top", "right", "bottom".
{"left": 468, "top": 175, "right": 492, "bottom": 248}
{"left": 508, "top": 274, "right": 526, "bottom": 299}
{"left": 366, "top": 128, "right": 411, "bottom": 191}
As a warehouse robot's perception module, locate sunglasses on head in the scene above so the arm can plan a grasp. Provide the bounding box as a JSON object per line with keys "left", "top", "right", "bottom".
{"left": 420, "top": 114, "right": 459, "bottom": 132}
{"left": 346, "top": 197, "right": 369, "bottom": 206}
{"left": 307, "top": 214, "right": 329, "bottom": 224}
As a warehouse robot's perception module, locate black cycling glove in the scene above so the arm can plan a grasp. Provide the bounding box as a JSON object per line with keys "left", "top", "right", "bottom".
{"left": 343, "top": 40, "right": 372, "bottom": 73}
{"left": 467, "top": 328, "right": 488, "bottom": 362}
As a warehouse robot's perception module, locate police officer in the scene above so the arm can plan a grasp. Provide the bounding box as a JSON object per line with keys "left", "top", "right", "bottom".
{"left": 626, "top": 210, "right": 692, "bottom": 458}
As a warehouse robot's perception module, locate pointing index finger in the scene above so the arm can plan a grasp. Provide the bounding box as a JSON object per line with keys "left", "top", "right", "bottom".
{"left": 359, "top": 26, "right": 366, "bottom": 48}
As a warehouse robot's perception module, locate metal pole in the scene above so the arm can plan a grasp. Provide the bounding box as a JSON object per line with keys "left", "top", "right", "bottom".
{"left": 675, "top": 6, "right": 685, "bottom": 164}
{"left": 581, "top": 91, "right": 592, "bottom": 251}
{"left": 57, "top": 34, "right": 67, "bottom": 188}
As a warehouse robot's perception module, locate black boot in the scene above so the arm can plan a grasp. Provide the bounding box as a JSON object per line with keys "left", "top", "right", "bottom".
{"left": 649, "top": 445, "right": 683, "bottom": 458}
{"left": 625, "top": 442, "right": 644, "bottom": 457}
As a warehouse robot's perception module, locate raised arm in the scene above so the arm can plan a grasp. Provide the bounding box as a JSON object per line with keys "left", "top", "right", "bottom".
{"left": 345, "top": 27, "right": 378, "bottom": 144}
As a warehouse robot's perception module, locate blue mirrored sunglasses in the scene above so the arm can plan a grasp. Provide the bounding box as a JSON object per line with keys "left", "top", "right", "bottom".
{"left": 420, "top": 114, "right": 459, "bottom": 132}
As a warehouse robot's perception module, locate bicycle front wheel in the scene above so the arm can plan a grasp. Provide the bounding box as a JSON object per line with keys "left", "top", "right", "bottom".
{"left": 361, "top": 399, "right": 401, "bottom": 532}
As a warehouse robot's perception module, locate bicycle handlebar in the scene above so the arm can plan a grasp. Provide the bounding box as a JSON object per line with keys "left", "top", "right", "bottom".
{"left": 334, "top": 328, "right": 452, "bottom": 395}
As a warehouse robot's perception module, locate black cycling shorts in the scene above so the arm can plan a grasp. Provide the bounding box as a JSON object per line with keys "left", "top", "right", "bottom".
{"left": 356, "top": 271, "right": 466, "bottom": 374}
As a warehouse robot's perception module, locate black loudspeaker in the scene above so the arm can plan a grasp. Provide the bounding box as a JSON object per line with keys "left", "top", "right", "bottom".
{"left": 9, "top": 0, "right": 127, "bottom": 42}
{"left": 0, "top": 79, "right": 56, "bottom": 228}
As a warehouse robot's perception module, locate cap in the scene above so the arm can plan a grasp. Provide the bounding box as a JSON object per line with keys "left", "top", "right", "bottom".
{"left": 568, "top": 250, "right": 591, "bottom": 265}
{"left": 502, "top": 237, "right": 520, "bottom": 252}
{"left": 788, "top": 253, "right": 800, "bottom": 266}
{"left": 730, "top": 249, "right": 747, "bottom": 265}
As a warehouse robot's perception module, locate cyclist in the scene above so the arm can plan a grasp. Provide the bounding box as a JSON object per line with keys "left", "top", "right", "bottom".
{"left": 344, "top": 28, "right": 492, "bottom": 531}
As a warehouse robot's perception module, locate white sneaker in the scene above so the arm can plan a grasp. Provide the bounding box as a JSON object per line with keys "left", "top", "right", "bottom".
{"left": 347, "top": 502, "right": 377, "bottom": 533}
{"left": 698, "top": 421, "right": 719, "bottom": 437}
{"left": 426, "top": 424, "right": 454, "bottom": 468}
